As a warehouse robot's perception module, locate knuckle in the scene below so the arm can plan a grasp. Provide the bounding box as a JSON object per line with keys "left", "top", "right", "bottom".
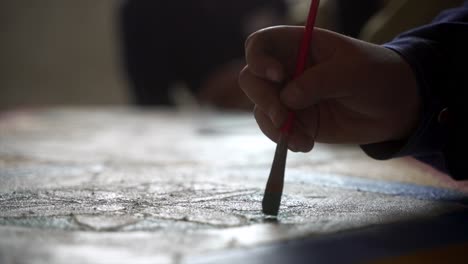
{"left": 238, "top": 67, "right": 253, "bottom": 91}
{"left": 238, "top": 66, "right": 249, "bottom": 84}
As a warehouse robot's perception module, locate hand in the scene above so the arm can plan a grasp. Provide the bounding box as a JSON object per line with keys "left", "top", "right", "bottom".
{"left": 239, "top": 26, "right": 420, "bottom": 152}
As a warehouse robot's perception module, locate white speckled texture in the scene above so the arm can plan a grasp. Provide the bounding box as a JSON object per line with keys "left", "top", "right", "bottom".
{"left": 0, "top": 108, "right": 466, "bottom": 264}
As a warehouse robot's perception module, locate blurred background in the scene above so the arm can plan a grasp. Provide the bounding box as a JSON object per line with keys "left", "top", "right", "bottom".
{"left": 0, "top": 0, "right": 464, "bottom": 111}
{"left": 0, "top": 0, "right": 129, "bottom": 109}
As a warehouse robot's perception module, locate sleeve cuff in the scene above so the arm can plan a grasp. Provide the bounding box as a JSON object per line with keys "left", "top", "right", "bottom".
{"left": 360, "top": 37, "right": 448, "bottom": 161}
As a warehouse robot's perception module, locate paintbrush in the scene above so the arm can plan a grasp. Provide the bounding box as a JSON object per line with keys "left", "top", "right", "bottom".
{"left": 262, "top": 0, "right": 320, "bottom": 216}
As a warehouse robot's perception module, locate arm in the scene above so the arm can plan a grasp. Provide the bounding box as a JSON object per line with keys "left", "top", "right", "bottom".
{"left": 361, "top": 2, "right": 468, "bottom": 179}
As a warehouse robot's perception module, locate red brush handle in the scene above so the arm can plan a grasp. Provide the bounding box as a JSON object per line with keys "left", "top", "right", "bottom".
{"left": 280, "top": 0, "right": 320, "bottom": 135}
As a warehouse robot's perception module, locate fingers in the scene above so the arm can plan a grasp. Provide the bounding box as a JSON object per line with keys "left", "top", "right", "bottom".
{"left": 244, "top": 27, "right": 290, "bottom": 83}
{"left": 289, "top": 123, "right": 315, "bottom": 152}
{"left": 254, "top": 106, "right": 317, "bottom": 153}
{"left": 275, "top": 28, "right": 353, "bottom": 110}
{"left": 290, "top": 108, "right": 318, "bottom": 152}
{"left": 239, "top": 66, "right": 288, "bottom": 127}
{"left": 243, "top": 26, "right": 347, "bottom": 150}
{"left": 245, "top": 26, "right": 349, "bottom": 111}
{"left": 280, "top": 63, "right": 350, "bottom": 110}
{"left": 254, "top": 106, "right": 281, "bottom": 144}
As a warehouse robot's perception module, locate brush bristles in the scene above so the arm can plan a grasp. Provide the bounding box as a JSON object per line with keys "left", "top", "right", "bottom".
{"left": 262, "top": 192, "right": 282, "bottom": 216}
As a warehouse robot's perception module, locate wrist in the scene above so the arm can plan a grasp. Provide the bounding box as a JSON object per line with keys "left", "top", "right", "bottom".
{"left": 386, "top": 48, "right": 422, "bottom": 142}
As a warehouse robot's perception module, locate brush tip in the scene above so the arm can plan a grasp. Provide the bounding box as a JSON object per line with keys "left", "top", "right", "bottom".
{"left": 262, "top": 192, "right": 282, "bottom": 216}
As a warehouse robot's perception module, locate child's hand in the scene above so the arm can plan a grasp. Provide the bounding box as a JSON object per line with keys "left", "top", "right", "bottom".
{"left": 239, "top": 26, "right": 421, "bottom": 152}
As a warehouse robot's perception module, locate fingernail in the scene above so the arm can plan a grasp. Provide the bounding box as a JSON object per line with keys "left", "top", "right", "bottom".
{"left": 288, "top": 142, "right": 298, "bottom": 152}
{"left": 266, "top": 68, "right": 281, "bottom": 82}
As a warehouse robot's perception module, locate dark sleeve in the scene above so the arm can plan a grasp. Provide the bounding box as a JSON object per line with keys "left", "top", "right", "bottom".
{"left": 360, "top": 2, "right": 468, "bottom": 180}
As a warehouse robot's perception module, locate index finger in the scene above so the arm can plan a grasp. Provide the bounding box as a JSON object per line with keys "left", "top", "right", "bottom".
{"left": 245, "top": 27, "right": 286, "bottom": 83}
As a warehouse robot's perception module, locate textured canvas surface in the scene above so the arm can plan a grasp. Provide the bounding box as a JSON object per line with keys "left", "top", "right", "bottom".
{"left": 0, "top": 108, "right": 466, "bottom": 263}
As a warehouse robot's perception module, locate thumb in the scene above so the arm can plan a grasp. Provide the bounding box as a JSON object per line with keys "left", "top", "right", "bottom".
{"left": 280, "top": 63, "right": 347, "bottom": 109}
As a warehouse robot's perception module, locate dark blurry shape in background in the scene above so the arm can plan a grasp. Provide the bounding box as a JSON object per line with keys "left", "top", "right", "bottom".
{"left": 119, "top": 0, "right": 287, "bottom": 110}
{"left": 335, "top": 0, "right": 383, "bottom": 37}
{"left": 0, "top": 0, "right": 129, "bottom": 110}
{"left": 1, "top": 0, "right": 463, "bottom": 110}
